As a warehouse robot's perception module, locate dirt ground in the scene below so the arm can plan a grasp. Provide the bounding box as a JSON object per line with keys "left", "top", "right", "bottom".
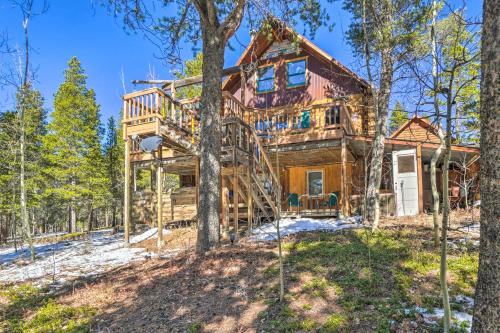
{"left": 60, "top": 242, "right": 278, "bottom": 332}
{"left": 54, "top": 212, "right": 479, "bottom": 332}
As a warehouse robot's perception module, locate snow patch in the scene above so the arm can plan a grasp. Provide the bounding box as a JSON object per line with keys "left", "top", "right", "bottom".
{"left": 0, "top": 228, "right": 172, "bottom": 286}
{"left": 414, "top": 306, "right": 472, "bottom": 332}
{"left": 130, "top": 227, "right": 170, "bottom": 244}
{"left": 249, "top": 216, "right": 363, "bottom": 241}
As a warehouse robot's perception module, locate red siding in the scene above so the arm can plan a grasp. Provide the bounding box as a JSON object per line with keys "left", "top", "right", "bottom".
{"left": 229, "top": 50, "right": 364, "bottom": 108}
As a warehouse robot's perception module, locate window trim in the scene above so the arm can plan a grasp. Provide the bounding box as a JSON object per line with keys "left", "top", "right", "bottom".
{"left": 286, "top": 56, "right": 308, "bottom": 89}
{"left": 306, "top": 169, "right": 324, "bottom": 196}
{"left": 255, "top": 64, "right": 276, "bottom": 94}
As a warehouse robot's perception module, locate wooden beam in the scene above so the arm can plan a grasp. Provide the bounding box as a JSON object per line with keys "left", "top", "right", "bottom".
{"left": 416, "top": 143, "right": 424, "bottom": 214}
{"left": 195, "top": 157, "right": 200, "bottom": 211}
{"left": 156, "top": 160, "right": 163, "bottom": 249}
{"left": 341, "top": 137, "right": 348, "bottom": 216}
{"left": 246, "top": 162, "right": 253, "bottom": 230}
{"left": 233, "top": 165, "right": 239, "bottom": 237}
{"left": 131, "top": 80, "right": 172, "bottom": 85}
{"left": 150, "top": 66, "right": 241, "bottom": 90}
{"left": 123, "top": 137, "right": 131, "bottom": 244}
{"left": 240, "top": 67, "right": 246, "bottom": 107}
{"left": 221, "top": 177, "right": 229, "bottom": 239}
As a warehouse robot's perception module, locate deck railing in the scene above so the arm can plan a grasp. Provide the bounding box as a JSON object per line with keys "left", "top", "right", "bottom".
{"left": 221, "top": 115, "right": 279, "bottom": 215}
{"left": 123, "top": 87, "right": 200, "bottom": 142}
{"left": 245, "top": 102, "right": 356, "bottom": 138}
{"left": 123, "top": 87, "right": 356, "bottom": 142}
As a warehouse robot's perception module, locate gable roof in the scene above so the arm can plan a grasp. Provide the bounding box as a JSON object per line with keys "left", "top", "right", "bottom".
{"left": 390, "top": 116, "right": 442, "bottom": 142}
{"left": 223, "top": 22, "right": 370, "bottom": 91}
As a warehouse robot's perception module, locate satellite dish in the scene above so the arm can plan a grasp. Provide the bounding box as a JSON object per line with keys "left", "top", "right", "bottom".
{"left": 139, "top": 135, "right": 163, "bottom": 153}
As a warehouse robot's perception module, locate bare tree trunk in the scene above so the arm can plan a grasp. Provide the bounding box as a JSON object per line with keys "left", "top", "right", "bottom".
{"left": 430, "top": 145, "right": 443, "bottom": 247}
{"left": 87, "top": 202, "right": 93, "bottom": 232}
{"left": 430, "top": 0, "right": 443, "bottom": 247}
{"left": 368, "top": 51, "right": 393, "bottom": 230}
{"left": 360, "top": 0, "right": 393, "bottom": 230}
{"left": 69, "top": 203, "right": 77, "bottom": 233}
{"left": 18, "top": 13, "right": 35, "bottom": 260}
{"left": 472, "top": 0, "right": 499, "bottom": 330}
{"left": 196, "top": 29, "right": 224, "bottom": 253}
{"left": 11, "top": 187, "right": 18, "bottom": 252}
{"left": 440, "top": 146, "right": 452, "bottom": 333}
{"left": 440, "top": 92, "right": 454, "bottom": 333}
{"left": 111, "top": 202, "right": 117, "bottom": 229}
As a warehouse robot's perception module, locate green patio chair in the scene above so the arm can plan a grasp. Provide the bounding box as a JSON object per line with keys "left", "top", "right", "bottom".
{"left": 288, "top": 193, "right": 301, "bottom": 213}
{"left": 322, "top": 192, "right": 339, "bottom": 216}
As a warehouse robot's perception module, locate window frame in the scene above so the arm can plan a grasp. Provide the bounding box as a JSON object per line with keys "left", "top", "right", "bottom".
{"left": 255, "top": 64, "right": 276, "bottom": 94}
{"left": 306, "top": 170, "right": 324, "bottom": 196}
{"left": 286, "top": 56, "right": 308, "bottom": 89}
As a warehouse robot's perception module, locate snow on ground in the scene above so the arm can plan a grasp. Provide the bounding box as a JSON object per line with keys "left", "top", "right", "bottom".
{"left": 414, "top": 306, "right": 473, "bottom": 332}
{"left": 130, "top": 227, "right": 169, "bottom": 244}
{"left": 0, "top": 228, "right": 170, "bottom": 286}
{"left": 249, "top": 216, "right": 363, "bottom": 241}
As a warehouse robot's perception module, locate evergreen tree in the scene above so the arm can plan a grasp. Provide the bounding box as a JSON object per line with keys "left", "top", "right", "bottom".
{"left": 388, "top": 101, "right": 408, "bottom": 135}
{"left": 0, "top": 111, "right": 19, "bottom": 246}
{"left": 43, "top": 57, "right": 108, "bottom": 233}
{"left": 174, "top": 52, "right": 203, "bottom": 99}
{"left": 103, "top": 116, "right": 124, "bottom": 229}
{"left": 17, "top": 86, "right": 47, "bottom": 233}
{"left": 0, "top": 86, "right": 46, "bottom": 251}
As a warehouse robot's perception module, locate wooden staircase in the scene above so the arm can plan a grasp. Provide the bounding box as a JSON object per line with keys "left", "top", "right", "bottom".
{"left": 123, "top": 88, "right": 280, "bottom": 232}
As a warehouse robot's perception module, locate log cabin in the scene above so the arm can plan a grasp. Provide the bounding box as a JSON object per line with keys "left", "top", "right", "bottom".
{"left": 121, "top": 25, "right": 480, "bottom": 240}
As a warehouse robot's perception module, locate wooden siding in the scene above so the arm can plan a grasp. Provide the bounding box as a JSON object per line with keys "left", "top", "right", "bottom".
{"left": 347, "top": 94, "right": 375, "bottom": 135}
{"left": 392, "top": 119, "right": 441, "bottom": 143}
{"left": 285, "top": 163, "right": 353, "bottom": 205}
{"left": 132, "top": 187, "right": 197, "bottom": 225}
{"left": 231, "top": 50, "right": 365, "bottom": 110}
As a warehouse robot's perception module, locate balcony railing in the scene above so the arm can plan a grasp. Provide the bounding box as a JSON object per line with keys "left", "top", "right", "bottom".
{"left": 123, "top": 88, "right": 356, "bottom": 141}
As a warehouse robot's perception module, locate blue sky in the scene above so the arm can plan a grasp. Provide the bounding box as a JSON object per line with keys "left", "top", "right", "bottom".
{"left": 0, "top": 0, "right": 482, "bottom": 124}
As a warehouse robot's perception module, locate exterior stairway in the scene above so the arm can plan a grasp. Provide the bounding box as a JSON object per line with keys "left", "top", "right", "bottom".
{"left": 122, "top": 87, "right": 279, "bottom": 230}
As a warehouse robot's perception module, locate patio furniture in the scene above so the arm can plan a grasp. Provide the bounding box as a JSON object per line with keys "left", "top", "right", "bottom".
{"left": 288, "top": 193, "right": 301, "bottom": 213}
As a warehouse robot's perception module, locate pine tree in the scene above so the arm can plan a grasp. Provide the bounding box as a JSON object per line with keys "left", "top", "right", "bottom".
{"left": 0, "top": 85, "right": 46, "bottom": 253}
{"left": 43, "top": 57, "right": 108, "bottom": 233}
{"left": 388, "top": 101, "right": 408, "bottom": 135}
{"left": 103, "top": 116, "right": 124, "bottom": 229}
{"left": 174, "top": 52, "right": 203, "bottom": 99}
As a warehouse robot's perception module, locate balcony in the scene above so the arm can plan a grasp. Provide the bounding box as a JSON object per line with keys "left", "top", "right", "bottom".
{"left": 122, "top": 88, "right": 356, "bottom": 149}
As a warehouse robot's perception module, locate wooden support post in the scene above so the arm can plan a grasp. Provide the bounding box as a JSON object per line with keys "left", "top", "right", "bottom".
{"left": 341, "top": 138, "right": 348, "bottom": 217}
{"left": 195, "top": 157, "right": 200, "bottom": 211}
{"left": 123, "top": 137, "right": 131, "bottom": 244}
{"left": 416, "top": 144, "right": 424, "bottom": 214}
{"left": 247, "top": 162, "right": 253, "bottom": 230}
{"left": 170, "top": 85, "right": 176, "bottom": 120}
{"left": 240, "top": 66, "right": 246, "bottom": 107}
{"left": 233, "top": 166, "right": 239, "bottom": 237}
{"left": 221, "top": 177, "right": 229, "bottom": 239}
{"left": 156, "top": 162, "right": 163, "bottom": 249}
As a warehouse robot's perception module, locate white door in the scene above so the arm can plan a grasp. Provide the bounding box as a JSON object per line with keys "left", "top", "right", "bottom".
{"left": 393, "top": 149, "right": 419, "bottom": 216}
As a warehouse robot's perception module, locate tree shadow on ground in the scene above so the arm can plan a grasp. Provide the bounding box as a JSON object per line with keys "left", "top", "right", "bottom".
{"left": 60, "top": 242, "right": 279, "bottom": 332}
{"left": 55, "top": 227, "right": 475, "bottom": 332}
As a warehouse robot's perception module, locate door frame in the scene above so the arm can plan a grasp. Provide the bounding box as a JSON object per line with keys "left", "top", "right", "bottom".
{"left": 392, "top": 149, "right": 419, "bottom": 216}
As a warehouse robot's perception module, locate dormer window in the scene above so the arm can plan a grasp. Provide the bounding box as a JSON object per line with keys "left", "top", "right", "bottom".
{"left": 286, "top": 58, "right": 307, "bottom": 88}
{"left": 256, "top": 65, "right": 275, "bottom": 93}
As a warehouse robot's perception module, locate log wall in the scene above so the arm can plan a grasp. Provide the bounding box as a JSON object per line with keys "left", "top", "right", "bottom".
{"left": 132, "top": 187, "right": 197, "bottom": 225}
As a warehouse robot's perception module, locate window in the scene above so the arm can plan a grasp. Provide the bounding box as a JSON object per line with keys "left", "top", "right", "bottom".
{"left": 287, "top": 59, "right": 307, "bottom": 88}
{"left": 256, "top": 65, "right": 275, "bottom": 93}
{"left": 307, "top": 171, "right": 323, "bottom": 195}
{"left": 397, "top": 155, "right": 415, "bottom": 173}
{"left": 325, "top": 106, "right": 341, "bottom": 125}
